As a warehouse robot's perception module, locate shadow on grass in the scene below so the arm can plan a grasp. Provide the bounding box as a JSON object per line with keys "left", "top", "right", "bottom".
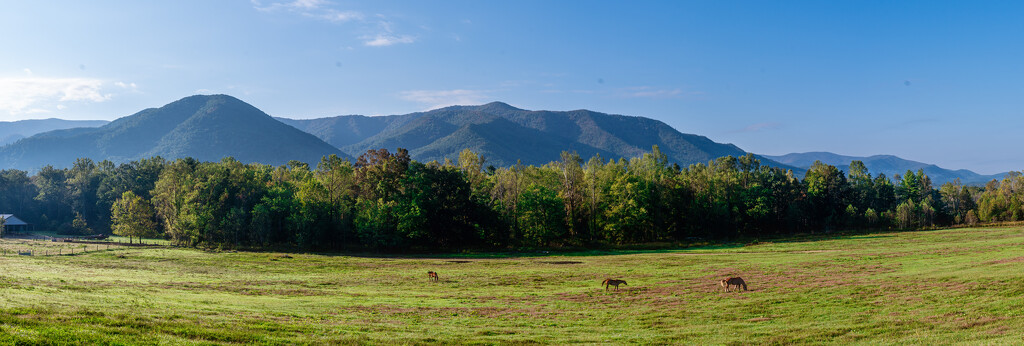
{"left": 303, "top": 227, "right": 987, "bottom": 259}
{"left": 22, "top": 226, "right": 1002, "bottom": 261}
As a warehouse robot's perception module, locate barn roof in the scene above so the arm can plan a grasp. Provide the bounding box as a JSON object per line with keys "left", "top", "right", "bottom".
{"left": 0, "top": 214, "right": 28, "bottom": 226}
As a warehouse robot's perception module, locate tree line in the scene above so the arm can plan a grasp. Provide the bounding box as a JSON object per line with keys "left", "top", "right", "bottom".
{"left": 0, "top": 147, "right": 1021, "bottom": 251}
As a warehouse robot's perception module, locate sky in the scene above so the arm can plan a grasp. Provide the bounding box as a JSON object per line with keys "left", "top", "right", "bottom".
{"left": 1, "top": 1, "right": 1022, "bottom": 174}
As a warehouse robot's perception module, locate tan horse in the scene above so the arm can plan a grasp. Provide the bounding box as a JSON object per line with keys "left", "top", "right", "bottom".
{"left": 603, "top": 278, "right": 627, "bottom": 291}
{"left": 720, "top": 277, "right": 747, "bottom": 292}
{"left": 427, "top": 271, "right": 439, "bottom": 282}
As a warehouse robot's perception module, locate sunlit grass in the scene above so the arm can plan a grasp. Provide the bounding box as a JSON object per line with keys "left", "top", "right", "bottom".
{"left": 1, "top": 227, "right": 1024, "bottom": 344}
{"left": 0, "top": 237, "right": 128, "bottom": 256}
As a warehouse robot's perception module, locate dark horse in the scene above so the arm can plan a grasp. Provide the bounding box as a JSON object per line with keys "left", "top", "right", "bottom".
{"left": 603, "top": 278, "right": 628, "bottom": 290}
{"left": 720, "top": 277, "right": 747, "bottom": 292}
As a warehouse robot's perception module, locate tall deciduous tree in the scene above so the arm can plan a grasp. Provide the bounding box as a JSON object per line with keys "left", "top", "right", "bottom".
{"left": 458, "top": 149, "right": 489, "bottom": 199}
{"left": 803, "top": 161, "right": 848, "bottom": 231}
{"left": 111, "top": 191, "right": 158, "bottom": 244}
{"left": 34, "top": 165, "right": 71, "bottom": 229}
{"left": 556, "top": 151, "right": 586, "bottom": 241}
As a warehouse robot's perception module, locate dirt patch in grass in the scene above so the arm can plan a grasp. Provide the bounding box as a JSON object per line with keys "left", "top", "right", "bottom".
{"left": 156, "top": 281, "right": 329, "bottom": 296}
{"left": 554, "top": 283, "right": 705, "bottom": 307}
{"left": 268, "top": 254, "right": 293, "bottom": 261}
{"left": 446, "top": 260, "right": 473, "bottom": 263}
{"left": 349, "top": 304, "right": 553, "bottom": 320}
{"left": 538, "top": 261, "right": 583, "bottom": 265}
{"left": 881, "top": 280, "right": 983, "bottom": 294}
{"left": 956, "top": 316, "right": 1009, "bottom": 330}
{"left": 475, "top": 329, "right": 517, "bottom": 336}
{"left": 680, "top": 262, "right": 899, "bottom": 294}
{"left": 921, "top": 314, "right": 1012, "bottom": 330}
{"left": 987, "top": 256, "right": 1024, "bottom": 264}
{"left": 468, "top": 295, "right": 539, "bottom": 305}
{"left": 987, "top": 325, "right": 1012, "bottom": 335}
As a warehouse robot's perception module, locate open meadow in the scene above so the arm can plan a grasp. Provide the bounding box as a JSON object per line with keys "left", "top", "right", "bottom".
{"left": 1, "top": 227, "right": 1024, "bottom": 344}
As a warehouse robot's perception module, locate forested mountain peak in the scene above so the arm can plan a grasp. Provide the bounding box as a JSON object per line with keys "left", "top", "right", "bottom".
{"left": 283, "top": 102, "right": 765, "bottom": 168}
{"left": 0, "top": 94, "right": 347, "bottom": 170}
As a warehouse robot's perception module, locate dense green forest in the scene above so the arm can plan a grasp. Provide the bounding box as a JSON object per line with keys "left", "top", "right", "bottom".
{"left": 1, "top": 147, "right": 1021, "bottom": 251}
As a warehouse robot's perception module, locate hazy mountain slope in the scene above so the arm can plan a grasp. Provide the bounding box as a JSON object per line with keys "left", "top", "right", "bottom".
{"left": 0, "top": 127, "right": 105, "bottom": 170}
{"left": 0, "top": 119, "right": 108, "bottom": 145}
{"left": 342, "top": 114, "right": 465, "bottom": 156}
{"left": 293, "top": 101, "right": 763, "bottom": 167}
{"left": 276, "top": 114, "right": 419, "bottom": 148}
{"left": 0, "top": 95, "right": 347, "bottom": 170}
{"left": 764, "top": 152, "right": 1007, "bottom": 185}
{"left": 410, "top": 117, "right": 619, "bottom": 166}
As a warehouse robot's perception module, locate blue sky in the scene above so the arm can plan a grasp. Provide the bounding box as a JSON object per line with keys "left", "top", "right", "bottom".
{"left": 1, "top": 1, "right": 1022, "bottom": 174}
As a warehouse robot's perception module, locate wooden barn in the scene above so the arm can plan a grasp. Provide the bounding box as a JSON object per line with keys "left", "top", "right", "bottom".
{"left": 0, "top": 214, "right": 31, "bottom": 234}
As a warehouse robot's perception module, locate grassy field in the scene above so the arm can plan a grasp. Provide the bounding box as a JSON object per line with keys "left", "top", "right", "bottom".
{"left": 0, "top": 236, "right": 132, "bottom": 257}
{"left": 1, "top": 227, "right": 1023, "bottom": 344}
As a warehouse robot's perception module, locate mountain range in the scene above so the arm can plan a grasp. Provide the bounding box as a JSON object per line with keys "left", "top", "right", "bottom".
{"left": 764, "top": 152, "right": 1007, "bottom": 185}
{"left": 0, "top": 95, "right": 346, "bottom": 170}
{"left": 280, "top": 101, "right": 756, "bottom": 168}
{"left": 0, "top": 119, "right": 109, "bottom": 146}
{"left": 0, "top": 94, "right": 1008, "bottom": 185}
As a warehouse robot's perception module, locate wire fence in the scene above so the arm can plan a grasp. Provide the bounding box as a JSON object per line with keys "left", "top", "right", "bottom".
{"left": 0, "top": 235, "right": 163, "bottom": 257}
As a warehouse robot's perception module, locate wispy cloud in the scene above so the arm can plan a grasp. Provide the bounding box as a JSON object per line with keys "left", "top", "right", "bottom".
{"left": 363, "top": 33, "right": 415, "bottom": 47}
{"left": 252, "top": 0, "right": 364, "bottom": 22}
{"left": 0, "top": 76, "right": 121, "bottom": 116}
{"left": 361, "top": 19, "right": 415, "bottom": 47}
{"left": 114, "top": 81, "right": 140, "bottom": 93}
{"left": 399, "top": 89, "right": 489, "bottom": 110}
{"left": 730, "top": 122, "right": 782, "bottom": 133}
{"left": 254, "top": 1, "right": 416, "bottom": 47}
{"left": 322, "top": 10, "right": 363, "bottom": 22}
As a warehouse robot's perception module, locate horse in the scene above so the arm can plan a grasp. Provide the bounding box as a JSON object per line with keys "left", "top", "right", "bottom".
{"left": 720, "top": 277, "right": 747, "bottom": 292}
{"left": 603, "top": 278, "right": 627, "bottom": 291}
{"left": 427, "top": 271, "right": 439, "bottom": 282}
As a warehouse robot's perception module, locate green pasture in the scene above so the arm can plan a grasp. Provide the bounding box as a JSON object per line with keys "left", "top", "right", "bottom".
{"left": 0, "top": 237, "right": 130, "bottom": 257}
{"left": 1, "top": 227, "right": 1023, "bottom": 344}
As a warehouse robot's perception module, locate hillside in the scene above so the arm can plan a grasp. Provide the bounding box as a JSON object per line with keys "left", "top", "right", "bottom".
{"left": 0, "top": 95, "right": 347, "bottom": 170}
{"left": 0, "top": 119, "right": 108, "bottom": 145}
{"left": 764, "top": 151, "right": 1007, "bottom": 185}
{"left": 282, "top": 102, "right": 772, "bottom": 168}
{"left": 276, "top": 113, "right": 419, "bottom": 148}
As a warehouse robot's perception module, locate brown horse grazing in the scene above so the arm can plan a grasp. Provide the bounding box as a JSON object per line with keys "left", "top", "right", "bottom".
{"left": 427, "top": 271, "right": 439, "bottom": 282}
{"left": 603, "top": 278, "right": 628, "bottom": 291}
{"left": 720, "top": 277, "right": 747, "bottom": 292}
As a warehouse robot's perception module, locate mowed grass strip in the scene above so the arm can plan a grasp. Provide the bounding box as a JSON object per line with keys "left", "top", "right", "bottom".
{"left": 1, "top": 227, "right": 1024, "bottom": 344}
